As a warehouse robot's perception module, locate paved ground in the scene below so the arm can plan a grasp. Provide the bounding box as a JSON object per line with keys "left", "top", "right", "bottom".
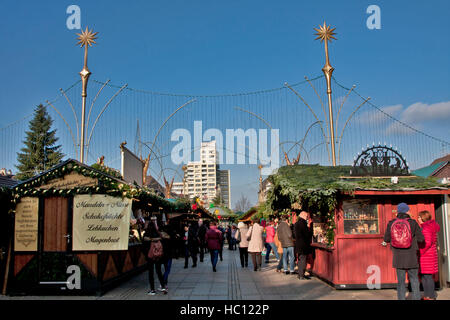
{"left": 1, "top": 248, "right": 449, "bottom": 300}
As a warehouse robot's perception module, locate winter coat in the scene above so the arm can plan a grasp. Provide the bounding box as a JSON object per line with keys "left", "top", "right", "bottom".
{"left": 383, "top": 213, "right": 425, "bottom": 269}
{"left": 277, "top": 221, "right": 294, "bottom": 248}
{"left": 246, "top": 223, "right": 265, "bottom": 253}
{"left": 419, "top": 220, "right": 440, "bottom": 274}
{"left": 188, "top": 224, "right": 200, "bottom": 249}
{"left": 198, "top": 224, "right": 208, "bottom": 243}
{"left": 294, "top": 218, "right": 313, "bottom": 255}
{"left": 235, "top": 222, "right": 249, "bottom": 248}
{"left": 265, "top": 226, "right": 276, "bottom": 243}
{"left": 205, "top": 226, "right": 223, "bottom": 250}
{"left": 160, "top": 225, "right": 176, "bottom": 260}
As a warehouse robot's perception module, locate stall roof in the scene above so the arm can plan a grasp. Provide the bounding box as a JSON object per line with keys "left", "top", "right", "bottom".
{"left": 269, "top": 164, "right": 449, "bottom": 193}
{"left": 14, "top": 159, "right": 131, "bottom": 188}
{"left": 238, "top": 207, "right": 258, "bottom": 221}
{"left": 412, "top": 162, "right": 447, "bottom": 178}
{"left": 0, "top": 175, "right": 18, "bottom": 188}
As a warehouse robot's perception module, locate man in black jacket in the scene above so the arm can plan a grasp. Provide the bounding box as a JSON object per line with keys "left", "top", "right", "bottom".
{"left": 198, "top": 219, "right": 208, "bottom": 262}
{"left": 294, "top": 211, "right": 313, "bottom": 280}
{"left": 383, "top": 202, "right": 424, "bottom": 300}
{"left": 187, "top": 222, "right": 200, "bottom": 267}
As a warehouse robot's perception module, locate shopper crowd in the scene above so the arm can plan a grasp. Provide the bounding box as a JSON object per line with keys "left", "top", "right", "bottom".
{"left": 143, "top": 203, "right": 441, "bottom": 300}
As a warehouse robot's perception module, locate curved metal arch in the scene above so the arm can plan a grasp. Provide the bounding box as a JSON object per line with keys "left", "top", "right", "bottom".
{"left": 335, "top": 84, "right": 356, "bottom": 137}
{"left": 284, "top": 82, "right": 331, "bottom": 163}
{"left": 337, "top": 97, "right": 371, "bottom": 164}
{"left": 86, "top": 79, "right": 111, "bottom": 137}
{"left": 286, "top": 120, "right": 323, "bottom": 155}
{"left": 233, "top": 106, "right": 287, "bottom": 156}
{"left": 46, "top": 100, "right": 78, "bottom": 159}
{"left": 144, "top": 98, "right": 196, "bottom": 172}
{"left": 85, "top": 84, "right": 128, "bottom": 159}
{"left": 305, "top": 76, "right": 329, "bottom": 145}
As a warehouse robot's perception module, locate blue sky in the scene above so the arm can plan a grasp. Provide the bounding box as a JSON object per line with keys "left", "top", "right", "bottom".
{"left": 1, "top": 1, "right": 449, "bottom": 208}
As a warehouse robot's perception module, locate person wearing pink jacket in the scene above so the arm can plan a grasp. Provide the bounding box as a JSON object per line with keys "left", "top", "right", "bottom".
{"left": 264, "top": 220, "right": 280, "bottom": 263}
{"left": 418, "top": 210, "right": 440, "bottom": 300}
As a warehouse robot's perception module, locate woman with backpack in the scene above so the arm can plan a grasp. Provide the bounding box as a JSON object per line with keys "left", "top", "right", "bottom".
{"left": 143, "top": 217, "right": 165, "bottom": 295}
{"left": 383, "top": 202, "right": 424, "bottom": 300}
{"left": 418, "top": 210, "right": 441, "bottom": 300}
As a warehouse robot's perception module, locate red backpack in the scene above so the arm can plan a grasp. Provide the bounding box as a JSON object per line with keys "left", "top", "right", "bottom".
{"left": 390, "top": 218, "right": 413, "bottom": 249}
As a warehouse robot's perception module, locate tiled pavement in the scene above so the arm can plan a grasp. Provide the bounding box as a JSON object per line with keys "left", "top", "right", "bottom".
{"left": 1, "top": 248, "right": 450, "bottom": 300}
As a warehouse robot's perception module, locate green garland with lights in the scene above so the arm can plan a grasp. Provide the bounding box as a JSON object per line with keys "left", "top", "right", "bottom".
{"left": 265, "top": 164, "right": 447, "bottom": 247}
{"left": 11, "top": 161, "right": 192, "bottom": 213}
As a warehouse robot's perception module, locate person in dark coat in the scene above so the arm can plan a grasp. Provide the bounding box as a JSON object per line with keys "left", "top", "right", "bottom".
{"left": 160, "top": 222, "right": 176, "bottom": 292}
{"left": 198, "top": 219, "right": 208, "bottom": 262}
{"left": 383, "top": 202, "right": 425, "bottom": 300}
{"left": 143, "top": 218, "right": 165, "bottom": 295}
{"left": 276, "top": 215, "right": 295, "bottom": 274}
{"left": 187, "top": 221, "right": 200, "bottom": 267}
{"left": 205, "top": 221, "right": 223, "bottom": 272}
{"left": 294, "top": 211, "right": 313, "bottom": 280}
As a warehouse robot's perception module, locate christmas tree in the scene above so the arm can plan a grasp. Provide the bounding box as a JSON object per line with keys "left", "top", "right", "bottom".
{"left": 16, "top": 104, "right": 64, "bottom": 181}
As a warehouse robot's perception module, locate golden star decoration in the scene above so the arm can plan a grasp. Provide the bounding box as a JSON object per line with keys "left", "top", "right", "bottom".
{"left": 314, "top": 22, "right": 337, "bottom": 43}
{"left": 76, "top": 27, "right": 99, "bottom": 47}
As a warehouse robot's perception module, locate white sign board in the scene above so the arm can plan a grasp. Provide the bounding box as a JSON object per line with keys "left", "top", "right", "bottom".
{"left": 72, "top": 194, "right": 132, "bottom": 251}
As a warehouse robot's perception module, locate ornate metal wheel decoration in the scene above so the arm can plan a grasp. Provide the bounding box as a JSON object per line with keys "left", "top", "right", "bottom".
{"left": 351, "top": 145, "right": 409, "bottom": 176}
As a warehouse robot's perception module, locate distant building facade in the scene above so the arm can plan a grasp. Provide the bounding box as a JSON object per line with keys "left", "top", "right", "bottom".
{"left": 171, "top": 141, "right": 231, "bottom": 207}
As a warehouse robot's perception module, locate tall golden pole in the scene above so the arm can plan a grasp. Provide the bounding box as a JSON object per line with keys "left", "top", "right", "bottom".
{"left": 314, "top": 22, "right": 337, "bottom": 166}
{"left": 76, "top": 27, "right": 98, "bottom": 163}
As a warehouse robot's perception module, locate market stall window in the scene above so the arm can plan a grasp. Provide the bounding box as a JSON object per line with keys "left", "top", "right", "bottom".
{"left": 312, "top": 221, "right": 327, "bottom": 244}
{"left": 342, "top": 199, "right": 379, "bottom": 235}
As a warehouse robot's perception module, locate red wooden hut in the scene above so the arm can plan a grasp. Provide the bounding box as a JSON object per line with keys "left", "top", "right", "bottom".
{"left": 310, "top": 188, "right": 450, "bottom": 289}
{"left": 266, "top": 163, "right": 450, "bottom": 289}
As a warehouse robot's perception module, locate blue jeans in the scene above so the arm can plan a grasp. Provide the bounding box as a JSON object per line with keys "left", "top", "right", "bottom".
{"left": 163, "top": 259, "right": 172, "bottom": 286}
{"left": 396, "top": 268, "right": 420, "bottom": 300}
{"left": 210, "top": 250, "right": 219, "bottom": 268}
{"left": 283, "top": 247, "right": 295, "bottom": 272}
{"left": 266, "top": 242, "right": 280, "bottom": 261}
{"left": 277, "top": 252, "right": 284, "bottom": 270}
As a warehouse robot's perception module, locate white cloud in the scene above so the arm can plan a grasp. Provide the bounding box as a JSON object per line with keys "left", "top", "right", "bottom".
{"left": 355, "top": 104, "right": 403, "bottom": 125}
{"left": 400, "top": 101, "right": 450, "bottom": 124}
{"left": 384, "top": 101, "right": 450, "bottom": 136}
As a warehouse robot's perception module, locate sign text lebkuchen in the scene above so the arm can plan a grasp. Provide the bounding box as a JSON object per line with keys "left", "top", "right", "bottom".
{"left": 72, "top": 194, "right": 132, "bottom": 251}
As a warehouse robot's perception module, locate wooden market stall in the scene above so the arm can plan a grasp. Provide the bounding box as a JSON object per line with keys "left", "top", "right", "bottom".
{"left": 5, "top": 159, "right": 191, "bottom": 295}
{"left": 310, "top": 188, "right": 450, "bottom": 289}
{"left": 265, "top": 163, "right": 450, "bottom": 289}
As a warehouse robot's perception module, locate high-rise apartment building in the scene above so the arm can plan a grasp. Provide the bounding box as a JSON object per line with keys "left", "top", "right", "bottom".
{"left": 171, "top": 141, "right": 231, "bottom": 208}
{"left": 217, "top": 170, "right": 231, "bottom": 208}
